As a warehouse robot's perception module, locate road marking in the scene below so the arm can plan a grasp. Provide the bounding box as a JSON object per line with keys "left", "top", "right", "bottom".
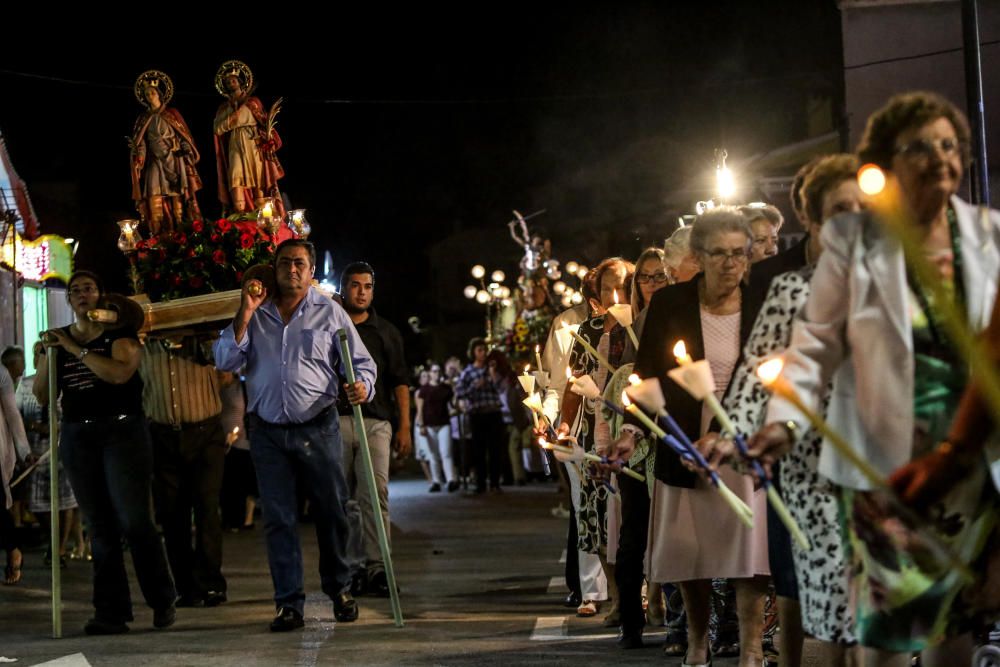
{"left": 529, "top": 616, "right": 567, "bottom": 641}
{"left": 547, "top": 576, "right": 566, "bottom": 593}
{"left": 32, "top": 655, "right": 92, "bottom": 667}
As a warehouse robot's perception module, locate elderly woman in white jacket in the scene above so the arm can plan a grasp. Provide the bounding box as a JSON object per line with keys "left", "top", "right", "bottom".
{"left": 749, "top": 91, "right": 1000, "bottom": 667}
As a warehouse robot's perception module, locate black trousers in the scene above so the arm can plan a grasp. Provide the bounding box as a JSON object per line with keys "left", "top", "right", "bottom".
{"left": 469, "top": 411, "right": 505, "bottom": 491}
{"left": 221, "top": 448, "right": 258, "bottom": 529}
{"left": 150, "top": 418, "right": 227, "bottom": 597}
{"left": 616, "top": 470, "right": 651, "bottom": 635}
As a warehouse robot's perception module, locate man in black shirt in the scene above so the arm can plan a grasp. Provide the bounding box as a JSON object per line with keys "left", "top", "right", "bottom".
{"left": 337, "top": 262, "right": 411, "bottom": 598}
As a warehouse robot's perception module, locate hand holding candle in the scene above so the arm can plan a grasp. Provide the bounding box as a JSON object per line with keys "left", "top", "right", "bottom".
{"left": 756, "top": 356, "right": 972, "bottom": 577}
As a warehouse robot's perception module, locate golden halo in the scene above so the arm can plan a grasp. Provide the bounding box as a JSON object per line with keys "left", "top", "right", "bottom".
{"left": 214, "top": 60, "right": 254, "bottom": 97}
{"left": 134, "top": 70, "right": 174, "bottom": 107}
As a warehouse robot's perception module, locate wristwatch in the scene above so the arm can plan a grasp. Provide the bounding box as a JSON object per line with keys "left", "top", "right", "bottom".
{"left": 77, "top": 348, "right": 89, "bottom": 361}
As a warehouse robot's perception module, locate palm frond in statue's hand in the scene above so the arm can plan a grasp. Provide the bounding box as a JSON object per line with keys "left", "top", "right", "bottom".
{"left": 265, "top": 97, "right": 284, "bottom": 139}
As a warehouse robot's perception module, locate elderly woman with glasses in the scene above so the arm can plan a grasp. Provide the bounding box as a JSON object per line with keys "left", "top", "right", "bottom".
{"left": 613, "top": 207, "right": 769, "bottom": 667}
{"left": 748, "top": 91, "right": 1000, "bottom": 666}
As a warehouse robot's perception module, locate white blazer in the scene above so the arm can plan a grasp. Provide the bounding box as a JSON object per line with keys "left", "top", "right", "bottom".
{"left": 767, "top": 195, "right": 1000, "bottom": 491}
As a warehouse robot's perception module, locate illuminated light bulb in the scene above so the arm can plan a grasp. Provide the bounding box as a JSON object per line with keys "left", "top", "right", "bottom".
{"left": 565, "top": 261, "right": 579, "bottom": 274}
{"left": 553, "top": 281, "right": 566, "bottom": 295}
{"left": 464, "top": 285, "right": 478, "bottom": 299}
{"left": 491, "top": 270, "right": 505, "bottom": 283}
{"left": 471, "top": 265, "right": 486, "bottom": 279}
{"left": 476, "top": 290, "right": 489, "bottom": 304}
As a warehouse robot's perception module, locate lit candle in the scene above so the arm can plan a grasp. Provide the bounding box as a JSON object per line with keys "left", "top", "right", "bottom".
{"left": 606, "top": 290, "right": 640, "bottom": 348}
{"left": 534, "top": 344, "right": 544, "bottom": 374}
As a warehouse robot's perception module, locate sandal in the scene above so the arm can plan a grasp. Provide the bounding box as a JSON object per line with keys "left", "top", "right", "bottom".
{"left": 4, "top": 549, "right": 23, "bottom": 585}
{"left": 662, "top": 629, "right": 688, "bottom": 656}
{"left": 576, "top": 600, "right": 598, "bottom": 617}
{"left": 681, "top": 649, "right": 712, "bottom": 667}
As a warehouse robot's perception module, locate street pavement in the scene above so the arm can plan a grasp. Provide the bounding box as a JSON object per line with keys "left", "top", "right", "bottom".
{"left": 1, "top": 477, "right": 825, "bottom": 666}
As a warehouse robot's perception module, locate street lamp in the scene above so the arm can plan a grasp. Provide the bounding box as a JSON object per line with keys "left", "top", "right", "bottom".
{"left": 464, "top": 262, "right": 510, "bottom": 344}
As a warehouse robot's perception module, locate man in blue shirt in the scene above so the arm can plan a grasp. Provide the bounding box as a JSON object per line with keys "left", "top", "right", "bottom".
{"left": 214, "top": 239, "right": 377, "bottom": 632}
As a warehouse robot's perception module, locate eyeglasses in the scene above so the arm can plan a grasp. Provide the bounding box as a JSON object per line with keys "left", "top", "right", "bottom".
{"left": 894, "top": 137, "right": 963, "bottom": 163}
{"left": 69, "top": 285, "right": 99, "bottom": 295}
{"left": 704, "top": 249, "right": 749, "bottom": 263}
{"left": 635, "top": 271, "right": 668, "bottom": 285}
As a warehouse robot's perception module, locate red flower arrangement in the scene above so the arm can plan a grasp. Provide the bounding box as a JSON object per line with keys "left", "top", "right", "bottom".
{"left": 132, "top": 217, "right": 274, "bottom": 301}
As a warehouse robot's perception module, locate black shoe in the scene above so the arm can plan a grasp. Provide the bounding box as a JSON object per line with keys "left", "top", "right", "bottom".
{"left": 84, "top": 617, "right": 129, "bottom": 635}
{"left": 269, "top": 607, "right": 304, "bottom": 632}
{"left": 204, "top": 591, "right": 227, "bottom": 607}
{"left": 175, "top": 594, "right": 205, "bottom": 608}
{"left": 333, "top": 592, "right": 359, "bottom": 622}
{"left": 368, "top": 571, "right": 392, "bottom": 598}
{"left": 617, "top": 630, "right": 644, "bottom": 649}
{"left": 447, "top": 481, "right": 460, "bottom": 493}
{"left": 350, "top": 571, "right": 368, "bottom": 597}
{"left": 153, "top": 604, "right": 176, "bottom": 629}
{"left": 564, "top": 592, "right": 582, "bottom": 608}
{"left": 429, "top": 483, "right": 442, "bottom": 493}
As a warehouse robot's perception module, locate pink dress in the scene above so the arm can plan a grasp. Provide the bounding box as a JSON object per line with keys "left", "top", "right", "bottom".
{"left": 646, "top": 308, "right": 770, "bottom": 582}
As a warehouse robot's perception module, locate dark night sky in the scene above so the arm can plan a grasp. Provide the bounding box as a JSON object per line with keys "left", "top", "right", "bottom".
{"left": 0, "top": 3, "right": 843, "bottom": 357}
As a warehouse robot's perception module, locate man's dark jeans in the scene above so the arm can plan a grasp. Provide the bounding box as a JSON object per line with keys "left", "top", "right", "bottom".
{"left": 248, "top": 410, "right": 351, "bottom": 615}
{"left": 61, "top": 416, "right": 176, "bottom": 623}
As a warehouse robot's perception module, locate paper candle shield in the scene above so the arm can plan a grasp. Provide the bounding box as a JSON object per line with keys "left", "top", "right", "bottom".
{"left": 667, "top": 359, "right": 716, "bottom": 400}
{"left": 568, "top": 374, "right": 601, "bottom": 400}
{"left": 517, "top": 374, "right": 536, "bottom": 395}
{"left": 522, "top": 393, "right": 544, "bottom": 413}
{"left": 626, "top": 377, "right": 666, "bottom": 413}
{"left": 606, "top": 303, "right": 633, "bottom": 328}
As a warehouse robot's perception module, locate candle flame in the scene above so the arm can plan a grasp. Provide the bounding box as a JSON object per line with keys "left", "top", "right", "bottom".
{"left": 538, "top": 437, "right": 552, "bottom": 449}
{"left": 535, "top": 344, "right": 540, "bottom": 353}
{"left": 673, "top": 340, "right": 692, "bottom": 364}
{"left": 524, "top": 365, "right": 530, "bottom": 374}
{"left": 232, "top": 427, "right": 239, "bottom": 435}
{"left": 620, "top": 389, "right": 632, "bottom": 407}
{"left": 262, "top": 201, "right": 274, "bottom": 217}
{"left": 857, "top": 164, "right": 886, "bottom": 196}
{"left": 612, "top": 290, "right": 619, "bottom": 305}
{"left": 756, "top": 358, "right": 784, "bottom": 386}
{"left": 628, "top": 373, "right": 641, "bottom": 386}
{"left": 565, "top": 366, "right": 574, "bottom": 380}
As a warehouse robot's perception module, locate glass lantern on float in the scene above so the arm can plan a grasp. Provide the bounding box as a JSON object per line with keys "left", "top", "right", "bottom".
{"left": 286, "top": 209, "right": 310, "bottom": 239}
{"left": 256, "top": 198, "right": 280, "bottom": 239}
{"left": 117, "top": 219, "right": 142, "bottom": 252}
{"left": 116, "top": 219, "right": 143, "bottom": 294}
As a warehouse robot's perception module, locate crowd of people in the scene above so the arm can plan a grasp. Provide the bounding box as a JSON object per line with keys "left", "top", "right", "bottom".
{"left": 531, "top": 90, "right": 1000, "bottom": 667}
{"left": 1, "top": 90, "right": 998, "bottom": 667}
